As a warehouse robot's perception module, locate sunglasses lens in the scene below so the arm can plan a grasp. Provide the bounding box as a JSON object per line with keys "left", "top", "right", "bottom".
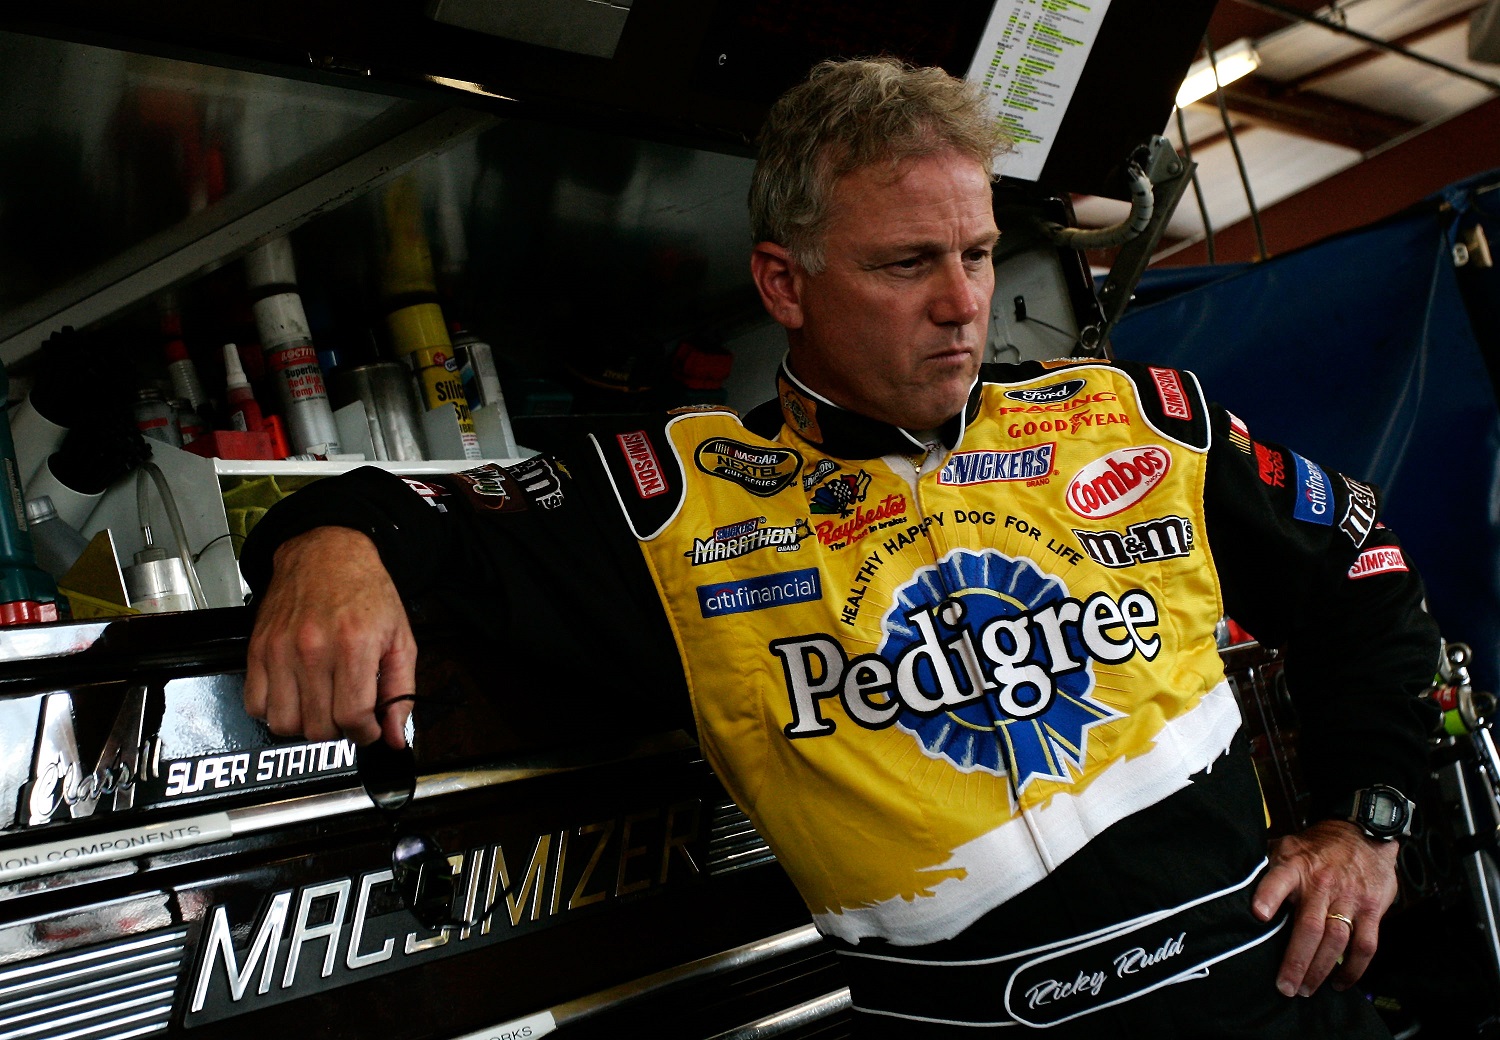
{"left": 357, "top": 740, "right": 416, "bottom": 812}
{"left": 392, "top": 833, "right": 460, "bottom": 930}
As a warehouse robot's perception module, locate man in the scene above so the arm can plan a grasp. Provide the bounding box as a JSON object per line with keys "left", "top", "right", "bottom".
{"left": 243, "top": 58, "right": 1439, "bottom": 1037}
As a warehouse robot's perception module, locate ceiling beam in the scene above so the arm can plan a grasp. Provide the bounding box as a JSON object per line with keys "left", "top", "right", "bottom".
{"left": 1229, "top": 0, "right": 1500, "bottom": 92}
{"left": 1157, "top": 95, "right": 1500, "bottom": 266}
{"left": 1290, "top": 8, "right": 1484, "bottom": 87}
{"left": 1209, "top": 75, "right": 1421, "bottom": 152}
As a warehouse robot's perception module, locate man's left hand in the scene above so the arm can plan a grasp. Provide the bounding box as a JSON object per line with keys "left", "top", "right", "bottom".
{"left": 1252, "top": 820, "right": 1400, "bottom": 999}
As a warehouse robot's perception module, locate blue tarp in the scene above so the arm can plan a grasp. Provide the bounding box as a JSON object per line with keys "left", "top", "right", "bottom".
{"left": 1112, "top": 171, "right": 1500, "bottom": 691}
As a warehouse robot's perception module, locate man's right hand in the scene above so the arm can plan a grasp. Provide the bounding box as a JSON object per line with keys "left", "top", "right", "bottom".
{"left": 244, "top": 526, "right": 417, "bottom": 748}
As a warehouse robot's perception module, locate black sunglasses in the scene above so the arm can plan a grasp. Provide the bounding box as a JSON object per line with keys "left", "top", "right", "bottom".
{"left": 355, "top": 696, "right": 504, "bottom": 931}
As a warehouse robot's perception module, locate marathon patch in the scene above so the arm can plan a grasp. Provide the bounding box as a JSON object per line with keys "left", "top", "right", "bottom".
{"left": 1148, "top": 367, "right": 1192, "bottom": 420}
{"left": 1003, "top": 379, "right": 1086, "bottom": 405}
{"left": 616, "top": 431, "right": 667, "bottom": 499}
{"left": 1290, "top": 452, "right": 1333, "bottom": 526}
{"left": 1348, "top": 546, "right": 1408, "bottom": 579}
{"left": 696, "top": 438, "right": 802, "bottom": 497}
{"left": 940, "top": 444, "right": 1055, "bottom": 486}
{"left": 686, "top": 517, "right": 812, "bottom": 565}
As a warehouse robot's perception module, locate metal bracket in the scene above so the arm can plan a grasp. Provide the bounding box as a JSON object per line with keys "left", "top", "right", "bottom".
{"left": 1091, "top": 135, "right": 1195, "bottom": 357}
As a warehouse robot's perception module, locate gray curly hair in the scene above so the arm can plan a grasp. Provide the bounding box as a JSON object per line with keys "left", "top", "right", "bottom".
{"left": 748, "top": 57, "right": 1009, "bottom": 273}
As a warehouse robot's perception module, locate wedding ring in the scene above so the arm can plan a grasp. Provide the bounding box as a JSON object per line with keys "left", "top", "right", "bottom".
{"left": 1326, "top": 912, "right": 1354, "bottom": 927}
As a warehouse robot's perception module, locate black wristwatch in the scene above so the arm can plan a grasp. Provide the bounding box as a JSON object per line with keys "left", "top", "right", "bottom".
{"left": 1335, "top": 784, "right": 1416, "bottom": 842}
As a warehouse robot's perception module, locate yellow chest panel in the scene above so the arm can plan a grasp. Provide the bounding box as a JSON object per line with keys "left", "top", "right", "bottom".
{"left": 635, "top": 367, "right": 1228, "bottom": 919}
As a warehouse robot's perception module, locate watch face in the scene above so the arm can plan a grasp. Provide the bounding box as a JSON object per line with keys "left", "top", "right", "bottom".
{"left": 1361, "top": 786, "right": 1411, "bottom": 838}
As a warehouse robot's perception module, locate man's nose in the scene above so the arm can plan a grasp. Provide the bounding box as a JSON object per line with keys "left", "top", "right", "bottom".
{"left": 929, "top": 259, "right": 989, "bottom": 326}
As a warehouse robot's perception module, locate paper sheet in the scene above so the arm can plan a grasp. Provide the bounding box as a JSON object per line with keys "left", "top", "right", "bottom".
{"left": 965, "top": 0, "right": 1116, "bottom": 182}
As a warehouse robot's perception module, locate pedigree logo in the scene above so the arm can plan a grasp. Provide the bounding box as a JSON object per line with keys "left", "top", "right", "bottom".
{"left": 1066, "top": 446, "right": 1172, "bottom": 519}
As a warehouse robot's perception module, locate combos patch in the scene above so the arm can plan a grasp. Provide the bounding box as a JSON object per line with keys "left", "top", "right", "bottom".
{"left": 686, "top": 516, "right": 813, "bottom": 566}
{"left": 1348, "top": 546, "right": 1407, "bottom": 580}
{"left": 616, "top": 431, "right": 667, "bottom": 499}
{"left": 695, "top": 438, "right": 801, "bottom": 497}
{"left": 1003, "top": 379, "right": 1086, "bottom": 405}
{"left": 1073, "top": 515, "right": 1195, "bottom": 569}
{"left": 940, "top": 444, "right": 1055, "bottom": 486}
{"left": 1148, "top": 367, "right": 1193, "bottom": 420}
{"left": 698, "top": 567, "right": 822, "bottom": 618}
{"left": 1065, "top": 446, "right": 1171, "bottom": 519}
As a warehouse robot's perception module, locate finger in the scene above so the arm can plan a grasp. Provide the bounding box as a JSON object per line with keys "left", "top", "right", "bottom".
{"left": 1332, "top": 918, "right": 1380, "bottom": 991}
{"left": 243, "top": 632, "right": 270, "bottom": 721}
{"left": 331, "top": 640, "right": 383, "bottom": 747}
{"left": 1276, "top": 900, "right": 1330, "bottom": 998}
{"left": 258, "top": 631, "right": 305, "bottom": 738}
{"left": 1252, "top": 864, "right": 1298, "bottom": 922}
{"left": 376, "top": 634, "right": 418, "bottom": 749}
{"left": 1299, "top": 914, "right": 1352, "bottom": 996}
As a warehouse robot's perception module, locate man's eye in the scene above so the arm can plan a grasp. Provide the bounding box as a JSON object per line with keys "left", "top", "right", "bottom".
{"left": 964, "top": 248, "right": 993, "bottom": 265}
{"left": 889, "top": 257, "right": 924, "bottom": 270}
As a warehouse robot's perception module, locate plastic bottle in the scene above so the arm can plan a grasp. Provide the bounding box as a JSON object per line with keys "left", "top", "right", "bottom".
{"left": 25, "top": 497, "right": 89, "bottom": 581}
{"left": 223, "top": 342, "right": 265, "bottom": 432}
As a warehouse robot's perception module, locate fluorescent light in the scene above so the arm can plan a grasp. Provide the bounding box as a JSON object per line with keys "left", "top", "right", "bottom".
{"left": 1175, "top": 38, "right": 1261, "bottom": 107}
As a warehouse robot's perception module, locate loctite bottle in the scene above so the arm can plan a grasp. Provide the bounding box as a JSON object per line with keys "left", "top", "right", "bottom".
{"left": 244, "top": 237, "right": 342, "bottom": 456}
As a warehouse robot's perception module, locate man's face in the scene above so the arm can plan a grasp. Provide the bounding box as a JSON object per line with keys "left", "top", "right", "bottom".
{"left": 768, "top": 149, "right": 999, "bottom": 432}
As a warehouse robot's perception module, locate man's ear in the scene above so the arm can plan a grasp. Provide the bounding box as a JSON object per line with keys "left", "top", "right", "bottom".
{"left": 751, "top": 242, "right": 805, "bottom": 330}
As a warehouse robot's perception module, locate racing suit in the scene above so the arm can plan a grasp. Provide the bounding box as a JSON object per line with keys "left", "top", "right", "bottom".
{"left": 242, "top": 358, "right": 1440, "bottom": 1038}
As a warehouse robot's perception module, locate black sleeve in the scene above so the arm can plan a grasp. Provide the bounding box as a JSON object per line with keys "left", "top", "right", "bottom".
{"left": 1201, "top": 404, "right": 1442, "bottom": 816}
{"left": 239, "top": 441, "right": 690, "bottom": 731}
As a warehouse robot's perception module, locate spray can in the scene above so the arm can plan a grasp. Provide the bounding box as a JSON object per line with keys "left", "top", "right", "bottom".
{"left": 380, "top": 176, "right": 481, "bottom": 460}
{"left": 245, "top": 237, "right": 342, "bottom": 456}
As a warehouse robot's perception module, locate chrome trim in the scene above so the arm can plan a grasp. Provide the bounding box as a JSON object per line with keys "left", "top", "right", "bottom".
{"left": 545, "top": 925, "right": 824, "bottom": 1029}
{"left": 708, "top": 989, "right": 852, "bottom": 1040}
{"left": 3, "top": 731, "right": 695, "bottom": 884}
{"left": 0, "top": 928, "right": 186, "bottom": 1040}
